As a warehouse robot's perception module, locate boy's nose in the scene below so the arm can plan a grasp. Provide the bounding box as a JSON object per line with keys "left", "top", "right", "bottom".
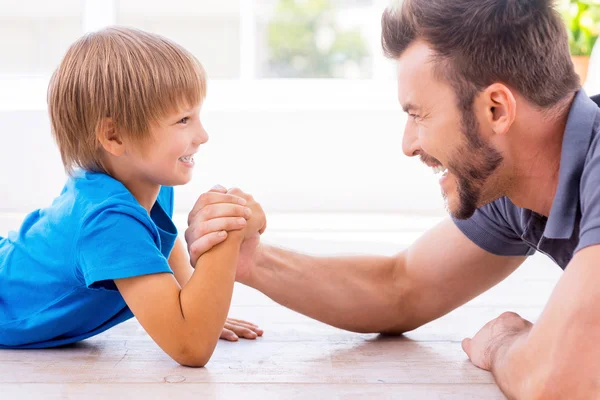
{"left": 194, "top": 123, "right": 209, "bottom": 145}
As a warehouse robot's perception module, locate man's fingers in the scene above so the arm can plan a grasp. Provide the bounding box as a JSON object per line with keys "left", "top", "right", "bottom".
{"left": 189, "top": 231, "right": 228, "bottom": 267}
{"left": 258, "top": 220, "right": 267, "bottom": 235}
{"left": 461, "top": 338, "right": 472, "bottom": 357}
{"left": 210, "top": 184, "right": 228, "bottom": 193}
{"left": 220, "top": 328, "right": 239, "bottom": 342}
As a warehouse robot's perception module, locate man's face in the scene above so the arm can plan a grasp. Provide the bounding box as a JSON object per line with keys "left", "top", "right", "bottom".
{"left": 397, "top": 41, "right": 504, "bottom": 219}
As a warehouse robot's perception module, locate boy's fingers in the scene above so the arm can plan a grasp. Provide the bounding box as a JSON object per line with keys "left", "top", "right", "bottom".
{"left": 186, "top": 217, "right": 247, "bottom": 245}
{"left": 188, "top": 231, "right": 228, "bottom": 266}
{"left": 193, "top": 204, "right": 251, "bottom": 222}
{"left": 188, "top": 193, "right": 247, "bottom": 225}
{"left": 226, "top": 320, "right": 263, "bottom": 336}
{"left": 226, "top": 318, "right": 259, "bottom": 328}
{"left": 227, "top": 325, "right": 258, "bottom": 339}
{"left": 220, "top": 328, "right": 239, "bottom": 342}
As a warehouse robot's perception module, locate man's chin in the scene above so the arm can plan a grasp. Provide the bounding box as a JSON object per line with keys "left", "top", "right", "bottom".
{"left": 445, "top": 195, "right": 477, "bottom": 220}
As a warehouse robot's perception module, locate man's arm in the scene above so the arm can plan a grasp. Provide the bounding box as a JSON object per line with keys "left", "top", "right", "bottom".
{"left": 244, "top": 218, "right": 526, "bottom": 333}
{"left": 463, "top": 244, "right": 600, "bottom": 399}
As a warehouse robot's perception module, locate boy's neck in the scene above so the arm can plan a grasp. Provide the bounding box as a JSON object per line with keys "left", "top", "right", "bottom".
{"left": 103, "top": 162, "right": 161, "bottom": 213}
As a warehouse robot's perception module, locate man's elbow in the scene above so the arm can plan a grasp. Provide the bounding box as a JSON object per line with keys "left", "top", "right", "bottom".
{"left": 378, "top": 283, "right": 424, "bottom": 335}
{"left": 523, "top": 369, "right": 598, "bottom": 400}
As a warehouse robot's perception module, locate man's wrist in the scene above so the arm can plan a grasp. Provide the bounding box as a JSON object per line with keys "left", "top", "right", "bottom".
{"left": 240, "top": 242, "right": 269, "bottom": 287}
{"left": 490, "top": 324, "right": 530, "bottom": 375}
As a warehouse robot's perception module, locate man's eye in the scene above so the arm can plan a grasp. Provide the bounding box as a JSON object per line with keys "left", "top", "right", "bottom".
{"left": 409, "top": 113, "right": 419, "bottom": 120}
{"left": 178, "top": 117, "right": 190, "bottom": 124}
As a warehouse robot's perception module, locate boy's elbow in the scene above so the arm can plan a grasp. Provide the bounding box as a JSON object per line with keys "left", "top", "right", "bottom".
{"left": 173, "top": 343, "right": 215, "bottom": 368}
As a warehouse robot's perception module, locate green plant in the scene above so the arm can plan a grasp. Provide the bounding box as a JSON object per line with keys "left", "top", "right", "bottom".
{"left": 265, "top": 0, "right": 369, "bottom": 78}
{"left": 559, "top": 0, "right": 600, "bottom": 56}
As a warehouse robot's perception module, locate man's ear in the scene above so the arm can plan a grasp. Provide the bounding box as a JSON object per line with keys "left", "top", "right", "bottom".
{"left": 96, "top": 118, "right": 125, "bottom": 156}
{"left": 482, "top": 83, "right": 516, "bottom": 136}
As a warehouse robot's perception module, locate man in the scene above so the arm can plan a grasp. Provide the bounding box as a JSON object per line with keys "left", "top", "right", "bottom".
{"left": 186, "top": 0, "right": 600, "bottom": 398}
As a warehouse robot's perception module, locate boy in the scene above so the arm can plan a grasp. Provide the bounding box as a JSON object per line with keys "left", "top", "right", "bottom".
{"left": 0, "top": 27, "right": 264, "bottom": 367}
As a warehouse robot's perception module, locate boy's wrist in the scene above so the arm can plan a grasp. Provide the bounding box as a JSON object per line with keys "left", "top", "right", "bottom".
{"left": 226, "top": 230, "right": 246, "bottom": 244}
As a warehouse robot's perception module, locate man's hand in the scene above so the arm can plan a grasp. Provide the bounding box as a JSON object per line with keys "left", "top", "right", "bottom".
{"left": 186, "top": 186, "right": 267, "bottom": 280}
{"left": 227, "top": 187, "right": 267, "bottom": 239}
{"left": 185, "top": 185, "right": 252, "bottom": 267}
{"left": 219, "top": 317, "right": 264, "bottom": 341}
{"left": 461, "top": 311, "right": 532, "bottom": 371}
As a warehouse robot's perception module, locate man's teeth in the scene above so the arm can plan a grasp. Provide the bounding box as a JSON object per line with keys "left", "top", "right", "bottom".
{"left": 179, "top": 156, "right": 194, "bottom": 163}
{"left": 432, "top": 165, "right": 447, "bottom": 175}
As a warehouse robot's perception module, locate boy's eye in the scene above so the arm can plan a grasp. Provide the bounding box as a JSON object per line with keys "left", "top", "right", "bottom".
{"left": 178, "top": 117, "right": 190, "bottom": 124}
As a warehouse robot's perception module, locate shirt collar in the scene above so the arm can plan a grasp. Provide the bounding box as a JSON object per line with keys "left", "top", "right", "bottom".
{"left": 544, "top": 89, "right": 598, "bottom": 239}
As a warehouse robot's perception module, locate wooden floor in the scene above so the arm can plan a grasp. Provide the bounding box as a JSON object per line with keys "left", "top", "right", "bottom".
{"left": 0, "top": 224, "right": 562, "bottom": 399}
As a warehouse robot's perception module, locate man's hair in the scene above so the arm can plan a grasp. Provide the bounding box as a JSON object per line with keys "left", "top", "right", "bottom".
{"left": 381, "top": 0, "right": 580, "bottom": 111}
{"left": 47, "top": 26, "right": 207, "bottom": 174}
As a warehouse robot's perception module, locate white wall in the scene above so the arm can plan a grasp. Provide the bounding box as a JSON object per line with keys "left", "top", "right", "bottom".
{"left": 0, "top": 80, "right": 445, "bottom": 218}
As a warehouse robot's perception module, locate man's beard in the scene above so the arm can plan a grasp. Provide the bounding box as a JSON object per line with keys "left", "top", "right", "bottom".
{"left": 448, "top": 107, "right": 504, "bottom": 219}
{"left": 421, "top": 107, "right": 504, "bottom": 220}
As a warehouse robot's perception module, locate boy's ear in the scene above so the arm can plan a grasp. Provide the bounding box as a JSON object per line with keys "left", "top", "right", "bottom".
{"left": 96, "top": 118, "right": 125, "bottom": 156}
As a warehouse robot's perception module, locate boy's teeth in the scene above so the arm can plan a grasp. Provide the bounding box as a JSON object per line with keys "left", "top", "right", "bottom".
{"left": 179, "top": 156, "right": 194, "bottom": 162}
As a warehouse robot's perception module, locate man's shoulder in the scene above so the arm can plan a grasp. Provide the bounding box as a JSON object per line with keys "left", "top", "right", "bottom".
{"left": 477, "top": 197, "right": 527, "bottom": 228}
{"left": 452, "top": 197, "right": 533, "bottom": 256}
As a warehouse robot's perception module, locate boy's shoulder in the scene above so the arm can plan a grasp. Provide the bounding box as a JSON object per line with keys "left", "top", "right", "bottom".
{"left": 69, "top": 170, "right": 138, "bottom": 208}
{"left": 68, "top": 170, "right": 174, "bottom": 219}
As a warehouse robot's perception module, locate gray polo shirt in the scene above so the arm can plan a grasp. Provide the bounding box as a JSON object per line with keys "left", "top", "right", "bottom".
{"left": 453, "top": 90, "right": 600, "bottom": 270}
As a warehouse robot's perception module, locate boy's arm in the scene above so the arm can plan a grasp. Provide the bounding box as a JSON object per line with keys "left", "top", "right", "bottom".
{"left": 115, "top": 231, "right": 244, "bottom": 367}
{"left": 168, "top": 237, "right": 194, "bottom": 287}
{"left": 167, "top": 236, "right": 264, "bottom": 342}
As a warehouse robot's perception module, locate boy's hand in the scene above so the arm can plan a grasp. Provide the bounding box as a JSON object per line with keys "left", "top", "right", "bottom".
{"left": 185, "top": 185, "right": 251, "bottom": 266}
{"left": 219, "top": 317, "right": 264, "bottom": 341}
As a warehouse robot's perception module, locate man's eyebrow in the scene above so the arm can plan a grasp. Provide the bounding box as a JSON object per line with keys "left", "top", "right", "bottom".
{"left": 402, "top": 103, "right": 420, "bottom": 113}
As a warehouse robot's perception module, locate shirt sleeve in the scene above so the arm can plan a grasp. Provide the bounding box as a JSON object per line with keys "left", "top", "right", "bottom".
{"left": 577, "top": 136, "right": 600, "bottom": 252}
{"left": 157, "top": 186, "right": 175, "bottom": 218}
{"left": 77, "top": 203, "right": 173, "bottom": 290}
{"left": 452, "top": 199, "right": 535, "bottom": 257}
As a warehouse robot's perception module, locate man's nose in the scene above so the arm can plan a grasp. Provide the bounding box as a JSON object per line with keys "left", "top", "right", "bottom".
{"left": 402, "top": 123, "right": 420, "bottom": 157}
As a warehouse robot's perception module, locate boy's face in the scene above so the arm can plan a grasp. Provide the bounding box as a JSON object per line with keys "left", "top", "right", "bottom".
{"left": 129, "top": 103, "right": 208, "bottom": 187}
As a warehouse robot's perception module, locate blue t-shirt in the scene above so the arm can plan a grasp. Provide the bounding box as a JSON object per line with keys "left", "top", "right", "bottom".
{"left": 0, "top": 171, "right": 177, "bottom": 348}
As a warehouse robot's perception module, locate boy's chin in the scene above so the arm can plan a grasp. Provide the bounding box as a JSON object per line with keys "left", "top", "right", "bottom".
{"left": 161, "top": 174, "right": 193, "bottom": 187}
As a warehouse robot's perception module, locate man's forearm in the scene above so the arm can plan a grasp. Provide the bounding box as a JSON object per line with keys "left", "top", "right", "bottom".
{"left": 489, "top": 328, "right": 533, "bottom": 399}
{"left": 244, "top": 244, "right": 408, "bottom": 333}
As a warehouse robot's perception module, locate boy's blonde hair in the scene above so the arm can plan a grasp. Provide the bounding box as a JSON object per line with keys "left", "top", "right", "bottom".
{"left": 47, "top": 26, "right": 207, "bottom": 174}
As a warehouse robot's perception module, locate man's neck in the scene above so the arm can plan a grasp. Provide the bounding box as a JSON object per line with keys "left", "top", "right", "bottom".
{"left": 505, "top": 96, "right": 575, "bottom": 217}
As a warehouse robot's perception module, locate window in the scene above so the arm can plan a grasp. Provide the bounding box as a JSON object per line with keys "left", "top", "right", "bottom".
{"left": 255, "top": 0, "right": 374, "bottom": 79}
{"left": 1, "top": 0, "right": 437, "bottom": 215}
{"left": 0, "top": 1, "right": 82, "bottom": 75}
{"left": 116, "top": 0, "right": 242, "bottom": 79}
